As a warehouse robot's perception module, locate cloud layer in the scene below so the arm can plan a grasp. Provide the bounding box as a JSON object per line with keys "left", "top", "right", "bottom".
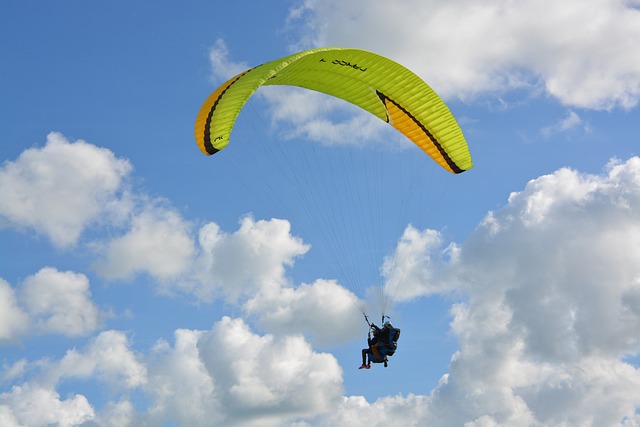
{"left": 3, "top": 130, "right": 640, "bottom": 425}
{"left": 2, "top": 318, "right": 344, "bottom": 427}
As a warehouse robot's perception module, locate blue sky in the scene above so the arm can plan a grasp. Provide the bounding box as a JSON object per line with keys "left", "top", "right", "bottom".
{"left": 2, "top": 1, "right": 640, "bottom": 426}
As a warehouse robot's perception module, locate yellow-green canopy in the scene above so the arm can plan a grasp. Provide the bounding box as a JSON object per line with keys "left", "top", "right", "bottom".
{"left": 195, "top": 47, "right": 472, "bottom": 174}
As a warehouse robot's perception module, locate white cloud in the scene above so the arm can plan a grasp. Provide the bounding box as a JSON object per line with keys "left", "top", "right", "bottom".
{"left": 0, "top": 268, "right": 102, "bottom": 341}
{"left": 145, "top": 329, "right": 220, "bottom": 426}
{"left": 113, "top": 208, "right": 361, "bottom": 344}
{"left": 0, "top": 132, "right": 133, "bottom": 248}
{"left": 93, "top": 206, "right": 196, "bottom": 281}
{"left": 0, "top": 383, "right": 94, "bottom": 427}
{"left": 287, "top": 0, "right": 640, "bottom": 110}
{"left": 19, "top": 267, "right": 101, "bottom": 337}
{"left": 48, "top": 330, "right": 147, "bottom": 389}
{"left": 419, "top": 156, "right": 640, "bottom": 424}
{"left": 382, "top": 225, "right": 454, "bottom": 301}
{"left": 92, "top": 399, "right": 135, "bottom": 427}
{"left": 196, "top": 317, "right": 343, "bottom": 426}
{"left": 1, "top": 359, "right": 28, "bottom": 384}
{"left": 0, "top": 330, "right": 146, "bottom": 426}
{"left": 138, "top": 318, "right": 344, "bottom": 426}
{"left": 245, "top": 278, "right": 363, "bottom": 346}
{"left": 0, "top": 279, "right": 29, "bottom": 343}
{"left": 481, "top": 158, "right": 640, "bottom": 361}
{"left": 208, "top": 38, "right": 250, "bottom": 82}
{"left": 0, "top": 405, "right": 23, "bottom": 427}
{"left": 540, "top": 110, "right": 589, "bottom": 137}
{"left": 317, "top": 394, "right": 437, "bottom": 427}
{"left": 185, "top": 216, "right": 309, "bottom": 302}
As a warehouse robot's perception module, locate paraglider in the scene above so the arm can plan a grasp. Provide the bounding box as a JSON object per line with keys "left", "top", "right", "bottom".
{"left": 194, "top": 47, "right": 472, "bottom": 366}
{"left": 360, "top": 316, "right": 401, "bottom": 369}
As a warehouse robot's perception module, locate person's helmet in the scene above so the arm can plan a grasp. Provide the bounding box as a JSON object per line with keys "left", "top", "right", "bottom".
{"left": 383, "top": 319, "right": 392, "bottom": 327}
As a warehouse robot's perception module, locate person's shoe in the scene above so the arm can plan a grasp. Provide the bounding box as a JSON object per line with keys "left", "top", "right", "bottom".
{"left": 358, "top": 364, "right": 367, "bottom": 369}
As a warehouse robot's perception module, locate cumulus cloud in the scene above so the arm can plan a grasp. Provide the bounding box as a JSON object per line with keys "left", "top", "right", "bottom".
{"left": 0, "top": 405, "right": 23, "bottom": 427}
{"left": 1, "top": 318, "right": 344, "bottom": 427}
{"left": 245, "top": 278, "right": 363, "bottom": 345}
{"left": 93, "top": 206, "right": 196, "bottom": 281}
{"left": 91, "top": 205, "right": 365, "bottom": 344}
{"left": 0, "top": 383, "right": 94, "bottom": 427}
{"left": 0, "top": 132, "right": 132, "bottom": 248}
{"left": 382, "top": 226, "right": 456, "bottom": 301}
{"left": 145, "top": 329, "right": 218, "bottom": 427}
{"left": 95, "top": 211, "right": 316, "bottom": 318}
{"left": 97, "top": 209, "right": 362, "bottom": 345}
{"left": 185, "top": 216, "right": 309, "bottom": 302}
{"left": 317, "top": 394, "right": 435, "bottom": 427}
{"left": 465, "top": 158, "right": 640, "bottom": 361}
{"left": 0, "top": 279, "right": 29, "bottom": 343}
{"left": 48, "top": 330, "right": 148, "bottom": 389}
{"left": 138, "top": 318, "right": 345, "bottom": 426}
{"left": 286, "top": 0, "right": 640, "bottom": 109}
{"left": 0, "top": 330, "right": 145, "bottom": 426}
{"left": 0, "top": 268, "right": 101, "bottom": 341}
{"left": 197, "top": 317, "right": 343, "bottom": 426}
{"left": 19, "top": 267, "right": 101, "bottom": 337}
{"left": 91, "top": 399, "right": 135, "bottom": 427}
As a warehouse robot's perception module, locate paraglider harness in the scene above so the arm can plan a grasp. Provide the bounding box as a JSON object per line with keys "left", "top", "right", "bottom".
{"left": 363, "top": 314, "right": 401, "bottom": 367}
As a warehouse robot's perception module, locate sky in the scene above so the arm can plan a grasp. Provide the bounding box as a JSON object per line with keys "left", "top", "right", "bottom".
{"left": 1, "top": 0, "right": 640, "bottom": 426}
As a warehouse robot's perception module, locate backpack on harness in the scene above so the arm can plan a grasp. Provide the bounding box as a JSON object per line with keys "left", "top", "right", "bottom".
{"left": 381, "top": 327, "right": 401, "bottom": 356}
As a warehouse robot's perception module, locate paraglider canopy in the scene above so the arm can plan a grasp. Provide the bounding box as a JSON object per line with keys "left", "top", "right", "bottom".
{"left": 195, "top": 47, "right": 472, "bottom": 174}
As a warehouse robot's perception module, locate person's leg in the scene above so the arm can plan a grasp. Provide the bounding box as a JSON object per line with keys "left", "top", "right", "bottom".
{"left": 359, "top": 349, "right": 371, "bottom": 368}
